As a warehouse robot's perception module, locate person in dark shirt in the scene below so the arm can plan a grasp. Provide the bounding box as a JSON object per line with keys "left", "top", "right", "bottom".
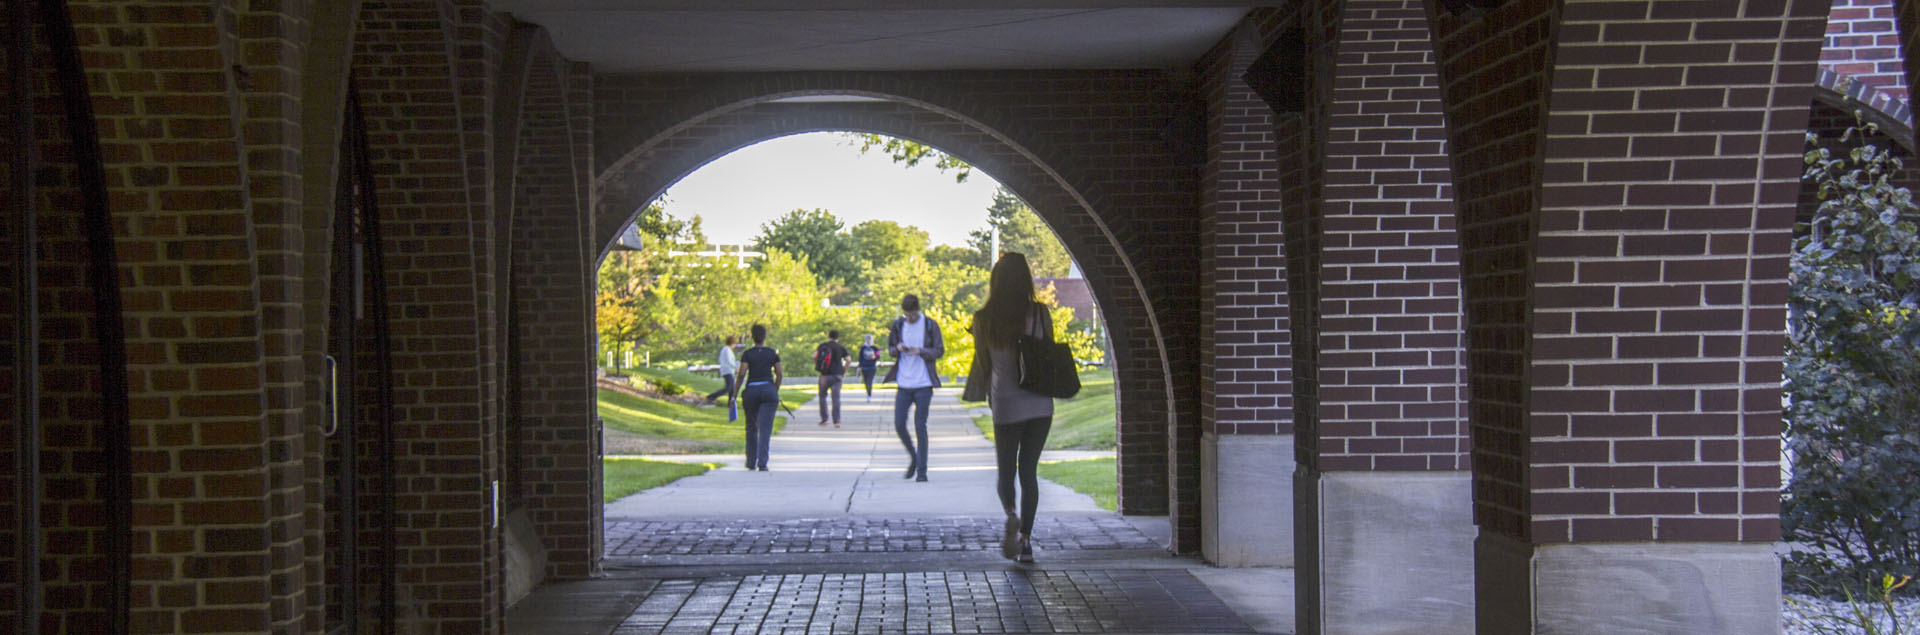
{"left": 731, "top": 324, "right": 783, "bottom": 471}
{"left": 857, "top": 334, "right": 882, "bottom": 402}
{"left": 813, "top": 330, "right": 851, "bottom": 427}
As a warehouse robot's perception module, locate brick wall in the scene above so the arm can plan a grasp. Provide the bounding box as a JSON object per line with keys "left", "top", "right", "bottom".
{"left": 1197, "top": 22, "right": 1294, "bottom": 440}
{"left": 592, "top": 72, "right": 1202, "bottom": 547}
{"left": 1827, "top": 0, "right": 1909, "bottom": 102}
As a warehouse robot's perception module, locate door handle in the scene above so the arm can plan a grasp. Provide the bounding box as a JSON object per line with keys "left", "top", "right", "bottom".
{"left": 323, "top": 354, "right": 339, "bottom": 437}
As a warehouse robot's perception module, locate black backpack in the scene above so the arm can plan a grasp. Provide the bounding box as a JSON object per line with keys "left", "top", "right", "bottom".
{"left": 813, "top": 343, "right": 841, "bottom": 374}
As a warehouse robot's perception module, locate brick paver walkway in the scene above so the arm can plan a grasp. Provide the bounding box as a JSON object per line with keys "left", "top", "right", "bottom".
{"left": 611, "top": 569, "right": 1253, "bottom": 634}
{"left": 604, "top": 516, "right": 1159, "bottom": 557}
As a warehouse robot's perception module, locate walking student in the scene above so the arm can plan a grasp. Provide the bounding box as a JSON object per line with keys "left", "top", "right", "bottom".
{"left": 961, "top": 252, "right": 1056, "bottom": 564}
{"left": 885, "top": 294, "right": 944, "bottom": 482}
{"left": 704, "top": 335, "right": 741, "bottom": 420}
{"left": 857, "top": 334, "right": 881, "bottom": 402}
{"left": 731, "top": 324, "right": 782, "bottom": 472}
{"left": 813, "top": 330, "right": 851, "bottom": 427}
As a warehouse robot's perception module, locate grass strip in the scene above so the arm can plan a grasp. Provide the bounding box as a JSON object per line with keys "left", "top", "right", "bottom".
{"left": 1037, "top": 457, "right": 1117, "bottom": 511}
{"left": 597, "top": 369, "right": 809, "bottom": 453}
{"left": 602, "top": 458, "right": 716, "bottom": 503}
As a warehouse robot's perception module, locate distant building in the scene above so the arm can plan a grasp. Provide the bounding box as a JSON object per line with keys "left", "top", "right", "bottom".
{"left": 1036, "top": 277, "right": 1097, "bottom": 323}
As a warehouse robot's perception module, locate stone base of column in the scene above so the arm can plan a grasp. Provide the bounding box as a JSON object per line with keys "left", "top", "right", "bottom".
{"left": 1316, "top": 471, "right": 1474, "bottom": 634}
{"left": 503, "top": 508, "right": 549, "bottom": 609}
{"left": 1201, "top": 432, "right": 1294, "bottom": 566}
{"left": 1505, "top": 537, "right": 1780, "bottom": 634}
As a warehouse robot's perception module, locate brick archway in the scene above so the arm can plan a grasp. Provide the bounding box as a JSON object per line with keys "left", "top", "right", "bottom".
{"left": 593, "top": 72, "right": 1204, "bottom": 546}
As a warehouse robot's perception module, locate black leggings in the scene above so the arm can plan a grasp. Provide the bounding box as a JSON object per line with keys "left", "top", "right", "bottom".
{"left": 993, "top": 417, "right": 1053, "bottom": 534}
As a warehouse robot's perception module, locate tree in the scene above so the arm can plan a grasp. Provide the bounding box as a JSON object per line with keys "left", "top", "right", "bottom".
{"left": 597, "top": 202, "right": 690, "bottom": 358}
{"left": 968, "top": 187, "right": 1072, "bottom": 278}
{"left": 925, "top": 243, "right": 988, "bottom": 270}
{"left": 753, "top": 208, "right": 861, "bottom": 297}
{"left": 843, "top": 133, "right": 973, "bottom": 182}
{"left": 848, "top": 220, "right": 930, "bottom": 271}
{"left": 1784, "top": 121, "right": 1920, "bottom": 594}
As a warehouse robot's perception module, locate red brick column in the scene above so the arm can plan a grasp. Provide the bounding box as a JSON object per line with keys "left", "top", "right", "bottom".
{"left": 505, "top": 32, "right": 598, "bottom": 582}
{"left": 1274, "top": 1, "right": 1473, "bottom": 630}
{"left": 1431, "top": 1, "right": 1827, "bottom": 631}
{"left": 57, "top": 2, "right": 292, "bottom": 632}
{"left": 353, "top": 1, "right": 502, "bottom": 630}
{"left": 1195, "top": 18, "right": 1298, "bottom": 568}
{"left": 1, "top": 14, "right": 121, "bottom": 630}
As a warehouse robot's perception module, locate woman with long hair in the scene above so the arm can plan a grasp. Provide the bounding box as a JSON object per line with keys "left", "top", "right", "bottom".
{"left": 732, "top": 324, "right": 783, "bottom": 471}
{"left": 962, "top": 252, "right": 1055, "bottom": 563}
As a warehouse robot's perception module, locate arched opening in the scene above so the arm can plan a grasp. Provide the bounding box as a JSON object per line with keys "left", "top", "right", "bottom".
{"left": 589, "top": 128, "right": 1133, "bottom": 548}
{"left": 589, "top": 83, "right": 1192, "bottom": 539}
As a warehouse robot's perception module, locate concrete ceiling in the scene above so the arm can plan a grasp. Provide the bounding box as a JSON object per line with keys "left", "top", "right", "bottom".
{"left": 488, "top": 1, "right": 1265, "bottom": 72}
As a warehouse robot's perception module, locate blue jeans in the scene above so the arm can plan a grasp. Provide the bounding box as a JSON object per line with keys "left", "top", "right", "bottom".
{"left": 706, "top": 374, "right": 734, "bottom": 404}
{"left": 894, "top": 386, "right": 933, "bottom": 477}
{"left": 741, "top": 383, "right": 778, "bottom": 469}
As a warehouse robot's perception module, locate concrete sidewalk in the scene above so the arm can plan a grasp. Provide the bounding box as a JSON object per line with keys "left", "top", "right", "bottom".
{"left": 604, "top": 387, "right": 1109, "bottom": 519}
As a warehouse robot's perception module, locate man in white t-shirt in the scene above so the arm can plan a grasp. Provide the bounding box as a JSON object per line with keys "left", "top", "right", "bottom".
{"left": 704, "top": 335, "right": 740, "bottom": 420}
{"left": 883, "top": 294, "right": 943, "bottom": 482}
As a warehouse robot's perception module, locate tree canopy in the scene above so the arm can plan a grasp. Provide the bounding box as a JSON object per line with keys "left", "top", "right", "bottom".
{"left": 753, "top": 208, "right": 862, "bottom": 298}
{"left": 970, "top": 187, "right": 1072, "bottom": 278}
{"left": 843, "top": 133, "right": 973, "bottom": 182}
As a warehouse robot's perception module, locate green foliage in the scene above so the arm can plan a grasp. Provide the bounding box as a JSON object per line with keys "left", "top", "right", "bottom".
{"left": 926, "top": 243, "right": 989, "bottom": 270}
{"left": 848, "top": 220, "right": 930, "bottom": 272}
{"left": 843, "top": 132, "right": 974, "bottom": 182}
{"left": 754, "top": 209, "right": 863, "bottom": 297}
{"left": 597, "top": 203, "right": 696, "bottom": 358}
{"left": 650, "top": 378, "right": 689, "bottom": 396}
{"left": 1036, "top": 458, "right": 1117, "bottom": 511}
{"left": 642, "top": 248, "right": 828, "bottom": 355}
{"left": 969, "top": 187, "right": 1072, "bottom": 278}
{"left": 1786, "top": 122, "right": 1920, "bottom": 594}
{"left": 602, "top": 458, "right": 716, "bottom": 503}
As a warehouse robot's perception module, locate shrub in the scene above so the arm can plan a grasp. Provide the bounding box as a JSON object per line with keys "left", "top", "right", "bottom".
{"left": 1785, "top": 121, "right": 1920, "bottom": 594}
{"left": 651, "top": 378, "right": 689, "bottom": 396}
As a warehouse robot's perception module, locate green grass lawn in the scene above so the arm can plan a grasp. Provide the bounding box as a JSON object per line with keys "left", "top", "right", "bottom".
{"left": 1037, "top": 457, "right": 1117, "bottom": 511}
{"left": 602, "top": 458, "right": 717, "bottom": 502}
{"left": 972, "top": 370, "right": 1116, "bottom": 450}
{"left": 598, "top": 368, "right": 810, "bottom": 453}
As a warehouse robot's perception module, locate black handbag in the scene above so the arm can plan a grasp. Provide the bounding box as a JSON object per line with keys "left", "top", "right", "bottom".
{"left": 1016, "top": 304, "right": 1080, "bottom": 399}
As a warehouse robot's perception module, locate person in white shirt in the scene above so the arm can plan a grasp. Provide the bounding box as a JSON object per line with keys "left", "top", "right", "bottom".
{"left": 883, "top": 294, "right": 943, "bottom": 482}
{"left": 704, "top": 335, "right": 740, "bottom": 419}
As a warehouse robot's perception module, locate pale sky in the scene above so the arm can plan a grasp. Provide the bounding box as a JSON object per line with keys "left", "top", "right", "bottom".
{"left": 657, "top": 132, "right": 1000, "bottom": 247}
